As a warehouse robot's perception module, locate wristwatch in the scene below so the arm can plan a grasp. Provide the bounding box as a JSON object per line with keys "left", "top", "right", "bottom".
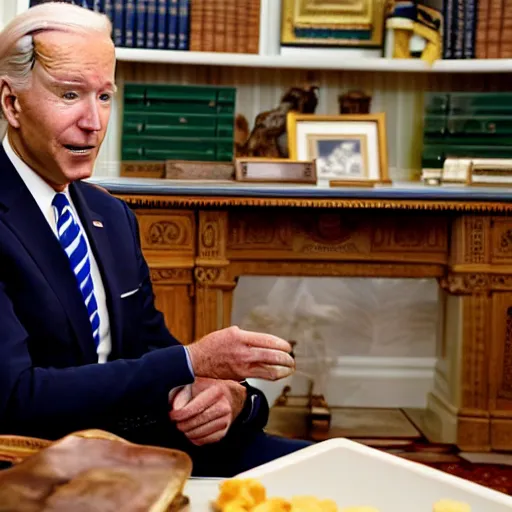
{"left": 239, "top": 381, "right": 262, "bottom": 424}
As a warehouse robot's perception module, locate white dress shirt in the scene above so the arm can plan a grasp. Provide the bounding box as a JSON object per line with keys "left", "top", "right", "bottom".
{"left": 2, "top": 135, "right": 112, "bottom": 364}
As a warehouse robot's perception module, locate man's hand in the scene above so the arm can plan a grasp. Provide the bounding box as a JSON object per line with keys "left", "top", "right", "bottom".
{"left": 186, "top": 326, "right": 295, "bottom": 382}
{"left": 169, "top": 377, "right": 247, "bottom": 446}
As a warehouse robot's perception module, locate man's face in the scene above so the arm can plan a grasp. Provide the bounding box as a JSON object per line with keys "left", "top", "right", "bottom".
{"left": 8, "top": 30, "right": 116, "bottom": 190}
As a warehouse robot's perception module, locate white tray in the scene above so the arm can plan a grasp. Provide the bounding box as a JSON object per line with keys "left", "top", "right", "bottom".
{"left": 231, "top": 438, "right": 512, "bottom": 512}
{"left": 185, "top": 478, "right": 224, "bottom": 512}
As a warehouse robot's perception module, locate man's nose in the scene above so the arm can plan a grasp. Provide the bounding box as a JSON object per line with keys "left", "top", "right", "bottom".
{"left": 78, "top": 97, "right": 102, "bottom": 131}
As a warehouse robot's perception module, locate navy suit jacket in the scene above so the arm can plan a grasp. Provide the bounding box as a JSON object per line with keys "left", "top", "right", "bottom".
{"left": 0, "top": 147, "right": 267, "bottom": 442}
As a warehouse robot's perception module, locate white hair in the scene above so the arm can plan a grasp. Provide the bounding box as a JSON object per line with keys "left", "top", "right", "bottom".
{"left": 0, "top": 2, "right": 112, "bottom": 132}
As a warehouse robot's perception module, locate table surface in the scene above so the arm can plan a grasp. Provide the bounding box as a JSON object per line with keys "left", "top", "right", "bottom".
{"left": 87, "top": 177, "right": 512, "bottom": 203}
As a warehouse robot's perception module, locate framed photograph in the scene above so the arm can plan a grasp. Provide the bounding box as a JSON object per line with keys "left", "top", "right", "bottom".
{"left": 234, "top": 158, "right": 317, "bottom": 184}
{"left": 287, "top": 113, "right": 389, "bottom": 185}
{"left": 281, "top": 0, "right": 386, "bottom": 48}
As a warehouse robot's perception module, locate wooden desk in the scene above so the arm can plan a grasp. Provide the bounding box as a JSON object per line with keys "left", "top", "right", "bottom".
{"left": 96, "top": 178, "right": 512, "bottom": 452}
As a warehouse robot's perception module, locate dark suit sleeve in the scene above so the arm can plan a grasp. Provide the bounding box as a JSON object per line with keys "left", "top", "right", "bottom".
{"left": 0, "top": 280, "right": 194, "bottom": 439}
{"left": 0, "top": 201, "right": 196, "bottom": 439}
{"left": 229, "top": 381, "right": 270, "bottom": 433}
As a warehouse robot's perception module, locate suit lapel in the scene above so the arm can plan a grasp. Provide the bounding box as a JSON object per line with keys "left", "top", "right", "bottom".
{"left": 70, "top": 182, "right": 123, "bottom": 360}
{"left": 0, "top": 148, "right": 97, "bottom": 362}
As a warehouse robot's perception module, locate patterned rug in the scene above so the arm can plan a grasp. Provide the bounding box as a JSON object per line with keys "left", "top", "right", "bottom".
{"left": 421, "top": 461, "right": 512, "bottom": 496}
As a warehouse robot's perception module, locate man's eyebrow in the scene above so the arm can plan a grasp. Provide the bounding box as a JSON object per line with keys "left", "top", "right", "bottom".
{"left": 48, "top": 76, "right": 117, "bottom": 92}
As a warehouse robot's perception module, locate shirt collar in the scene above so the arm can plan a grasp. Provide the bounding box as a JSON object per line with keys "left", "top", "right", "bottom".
{"left": 2, "top": 134, "right": 71, "bottom": 222}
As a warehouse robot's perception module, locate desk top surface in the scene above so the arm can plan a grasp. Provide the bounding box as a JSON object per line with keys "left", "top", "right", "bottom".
{"left": 88, "top": 177, "right": 512, "bottom": 211}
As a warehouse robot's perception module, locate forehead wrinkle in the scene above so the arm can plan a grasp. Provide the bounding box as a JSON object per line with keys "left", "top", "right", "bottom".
{"left": 33, "top": 31, "right": 115, "bottom": 71}
{"left": 31, "top": 32, "right": 116, "bottom": 91}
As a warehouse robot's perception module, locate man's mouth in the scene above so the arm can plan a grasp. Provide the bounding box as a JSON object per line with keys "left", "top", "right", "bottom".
{"left": 64, "top": 144, "right": 95, "bottom": 154}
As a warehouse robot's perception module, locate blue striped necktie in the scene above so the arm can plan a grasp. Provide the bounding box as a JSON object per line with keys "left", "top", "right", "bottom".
{"left": 52, "top": 193, "right": 100, "bottom": 348}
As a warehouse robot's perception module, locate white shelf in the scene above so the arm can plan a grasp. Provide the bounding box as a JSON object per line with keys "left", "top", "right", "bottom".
{"left": 115, "top": 48, "right": 512, "bottom": 73}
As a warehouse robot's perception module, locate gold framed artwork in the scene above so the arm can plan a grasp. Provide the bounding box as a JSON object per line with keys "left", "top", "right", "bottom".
{"left": 281, "top": 0, "right": 386, "bottom": 48}
{"left": 287, "top": 113, "right": 389, "bottom": 185}
{"left": 234, "top": 158, "right": 317, "bottom": 184}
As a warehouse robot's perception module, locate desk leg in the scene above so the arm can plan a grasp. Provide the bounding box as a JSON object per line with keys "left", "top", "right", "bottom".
{"left": 424, "top": 215, "right": 496, "bottom": 451}
{"left": 488, "top": 292, "right": 512, "bottom": 450}
{"left": 426, "top": 283, "right": 491, "bottom": 451}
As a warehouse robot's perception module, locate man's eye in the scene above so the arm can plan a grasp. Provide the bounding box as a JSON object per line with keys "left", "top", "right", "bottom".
{"left": 99, "top": 93, "right": 111, "bottom": 102}
{"left": 63, "top": 92, "right": 78, "bottom": 100}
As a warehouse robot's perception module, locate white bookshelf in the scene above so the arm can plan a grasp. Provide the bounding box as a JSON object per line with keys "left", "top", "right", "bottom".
{"left": 8, "top": 0, "right": 512, "bottom": 74}
{"left": 115, "top": 48, "right": 512, "bottom": 73}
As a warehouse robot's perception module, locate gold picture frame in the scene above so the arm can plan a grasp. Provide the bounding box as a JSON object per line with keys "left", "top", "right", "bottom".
{"left": 281, "top": 0, "right": 386, "bottom": 48}
{"left": 287, "top": 112, "right": 390, "bottom": 185}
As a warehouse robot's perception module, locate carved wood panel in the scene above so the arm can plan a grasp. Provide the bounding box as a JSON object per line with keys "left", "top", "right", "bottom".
{"left": 489, "top": 293, "right": 512, "bottom": 415}
{"left": 501, "top": 308, "right": 512, "bottom": 400}
{"left": 491, "top": 296, "right": 512, "bottom": 448}
{"left": 439, "top": 273, "right": 512, "bottom": 294}
{"left": 459, "top": 294, "right": 490, "bottom": 415}
{"left": 227, "top": 210, "right": 448, "bottom": 263}
{"left": 197, "top": 211, "right": 228, "bottom": 264}
{"left": 195, "top": 211, "right": 234, "bottom": 338}
{"left": 134, "top": 211, "right": 196, "bottom": 344}
{"left": 150, "top": 268, "right": 192, "bottom": 284}
{"left": 450, "top": 216, "right": 491, "bottom": 266}
{"left": 228, "top": 260, "right": 444, "bottom": 280}
{"left": 153, "top": 285, "right": 194, "bottom": 344}
{"left": 137, "top": 211, "right": 195, "bottom": 254}
{"left": 491, "top": 218, "right": 512, "bottom": 264}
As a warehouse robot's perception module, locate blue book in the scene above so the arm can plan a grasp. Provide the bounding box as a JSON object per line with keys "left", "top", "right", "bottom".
{"left": 146, "top": 0, "right": 157, "bottom": 48}
{"left": 92, "top": 0, "right": 103, "bottom": 11}
{"left": 103, "top": 0, "right": 113, "bottom": 24}
{"left": 124, "top": 0, "right": 136, "bottom": 47}
{"left": 102, "top": 0, "right": 113, "bottom": 38}
{"left": 463, "top": 0, "right": 476, "bottom": 59}
{"left": 136, "top": 0, "right": 148, "bottom": 48}
{"left": 443, "top": 0, "right": 454, "bottom": 59}
{"left": 113, "top": 0, "right": 124, "bottom": 46}
{"left": 177, "top": 0, "right": 189, "bottom": 51}
{"left": 167, "top": 0, "right": 179, "bottom": 49}
{"left": 156, "top": 0, "right": 168, "bottom": 49}
{"left": 452, "top": 0, "right": 464, "bottom": 59}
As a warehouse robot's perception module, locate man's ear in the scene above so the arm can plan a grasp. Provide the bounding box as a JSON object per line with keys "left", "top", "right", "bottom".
{"left": 0, "top": 80, "right": 21, "bottom": 128}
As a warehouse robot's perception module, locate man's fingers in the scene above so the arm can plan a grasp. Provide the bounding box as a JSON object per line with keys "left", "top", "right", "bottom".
{"left": 190, "top": 433, "right": 226, "bottom": 446}
{"left": 188, "top": 427, "right": 229, "bottom": 446}
{"left": 175, "top": 403, "right": 227, "bottom": 433}
{"left": 262, "top": 364, "right": 295, "bottom": 380}
{"left": 239, "top": 331, "right": 292, "bottom": 353}
{"left": 170, "top": 386, "right": 221, "bottom": 422}
{"left": 248, "top": 348, "right": 295, "bottom": 368}
{"left": 248, "top": 364, "right": 295, "bottom": 381}
{"left": 183, "top": 415, "right": 230, "bottom": 441}
{"left": 172, "top": 385, "right": 192, "bottom": 410}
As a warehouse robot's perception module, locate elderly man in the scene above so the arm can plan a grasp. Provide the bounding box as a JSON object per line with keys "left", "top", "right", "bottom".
{"left": 0, "top": 2, "right": 310, "bottom": 476}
